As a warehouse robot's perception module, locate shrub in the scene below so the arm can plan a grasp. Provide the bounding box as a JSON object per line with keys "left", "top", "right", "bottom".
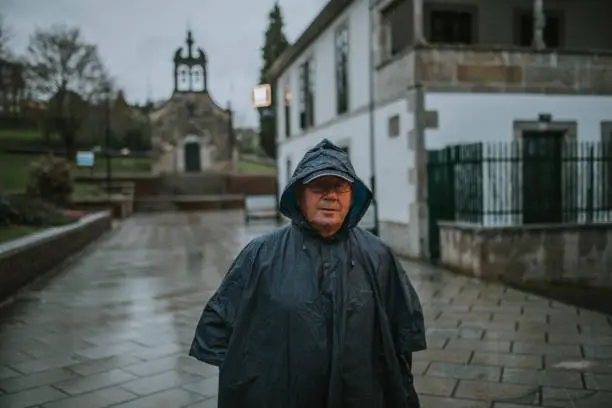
{"left": 26, "top": 154, "right": 74, "bottom": 206}
{"left": 0, "top": 193, "right": 77, "bottom": 227}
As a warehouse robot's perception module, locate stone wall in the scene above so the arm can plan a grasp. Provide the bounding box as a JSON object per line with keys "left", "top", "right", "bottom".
{"left": 76, "top": 173, "right": 278, "bottom": 197}
{"left": 415, "top": 46, "right": 612, "bottom": 94}
{"left": 439, "top": 222, "right": 612, "bottom": 288}
{"left": 0, "top": 212, "right": 111, "bottom": 304}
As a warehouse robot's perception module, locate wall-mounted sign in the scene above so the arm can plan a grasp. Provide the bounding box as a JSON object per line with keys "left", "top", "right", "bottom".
{"left": 252, "top": 84, "right": 272, "bottom": 108}
{"left": 76, "top": 151, "right": 95, "bottom": 167}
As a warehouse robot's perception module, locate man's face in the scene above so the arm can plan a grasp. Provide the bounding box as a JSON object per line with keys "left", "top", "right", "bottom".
{"left": 300, "top": 175, "right": 352, "bottom": 236}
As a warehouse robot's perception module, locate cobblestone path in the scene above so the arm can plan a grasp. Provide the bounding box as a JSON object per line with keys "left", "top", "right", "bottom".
{"left": 0, "top": 211, "right": 611, "bottom": 407}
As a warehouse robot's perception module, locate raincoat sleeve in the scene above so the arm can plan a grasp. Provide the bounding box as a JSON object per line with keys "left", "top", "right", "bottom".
{"left": 387, "top": 254, "right": 427, "bottom": 355}
{"left": 189, "top": 243, "right": 256, "bottom": 366}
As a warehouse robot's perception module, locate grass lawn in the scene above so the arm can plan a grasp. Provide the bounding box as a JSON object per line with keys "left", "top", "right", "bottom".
{"left": 238, "top": 160, "right": 276, "bottom": 175}
{"left": 0, "top": 225, "right": 46, "bottom": 245}
{"left": 0, "top": 152, "right": 151, "bottom": 193}
{"left": 0, "top": 128, "right": 43, "bottom": 141}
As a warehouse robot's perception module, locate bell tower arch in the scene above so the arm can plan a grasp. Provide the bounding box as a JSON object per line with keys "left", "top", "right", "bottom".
{"left": 173, "top": 30, "right": 207, "bottom": 93}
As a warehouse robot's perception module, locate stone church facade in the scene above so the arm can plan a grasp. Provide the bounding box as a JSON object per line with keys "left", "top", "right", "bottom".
{"left": 150, "top": 31, "right": 235, "bottom": 174}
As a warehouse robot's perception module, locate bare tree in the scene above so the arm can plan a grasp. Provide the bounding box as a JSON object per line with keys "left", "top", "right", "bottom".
{"left": 26, "top": 24, "right": 110, "bottom": 158}
{"left": 0, "top": 14, "right": 13, "bottom": 60}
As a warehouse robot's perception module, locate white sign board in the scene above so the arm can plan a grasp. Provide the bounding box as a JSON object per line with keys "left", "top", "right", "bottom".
{"left": 252, "top": 84, "right": 272, "bottom": 108}
{"left": 76, "top": 151, "right": 95, "bottom": 167}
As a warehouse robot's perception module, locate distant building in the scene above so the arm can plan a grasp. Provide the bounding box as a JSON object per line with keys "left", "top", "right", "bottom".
{"left": 268, "top": 0, "right": 612, "bottom": 259}
{"left": 149, "top": 31, "right": 235, "bottom": 174}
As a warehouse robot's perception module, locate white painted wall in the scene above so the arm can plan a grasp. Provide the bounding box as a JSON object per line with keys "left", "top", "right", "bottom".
{"left": 425, "top": 93, "right": 612, "bottom": 147}
{"left": 425, "top": 92, "right": 612, "bottom": 226}
{"left": 374, "top": 99, "right": 415, "bottom": 223}
{"left": 276, "top": 0, "right": 370, "bottom": 142}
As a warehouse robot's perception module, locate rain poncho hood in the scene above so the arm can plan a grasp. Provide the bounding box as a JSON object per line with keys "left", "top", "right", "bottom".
{"left": 190, "top": 139, "right": 426, "bottom": 407}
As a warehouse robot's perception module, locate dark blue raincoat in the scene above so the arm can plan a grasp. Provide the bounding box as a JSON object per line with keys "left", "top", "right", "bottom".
{"left": 190, "top": 139, "right": 426, "bottom": 407}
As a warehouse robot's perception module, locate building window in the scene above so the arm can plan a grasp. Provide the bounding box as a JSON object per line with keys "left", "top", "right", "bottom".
{"left": 515, "top": 11, "right": 562, "bottom": 48}
{"left": 388, "top": 115, "right": 400, "bottom": 137}
{"left": 284, "top": 83, "right": 291, "bottom": 138}
{"left": 299, "top": 58, "right": 315, "bottom": 129}
{"left": 429, "top": 10, "right": 474, "bottom": 44}
{"left": 381, "top": 0, "right": 411, "bottom": 57}
{"left": 335, "top": 24, "right": 349, "bottom": 115}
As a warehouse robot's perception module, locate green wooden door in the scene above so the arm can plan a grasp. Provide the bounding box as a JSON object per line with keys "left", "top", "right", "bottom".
{"left": 522, "top": 131, "right": 563, "bottom": 223}
{"left": 427, "top": 147, "right": 456, "bottom": 261}
{"left": 184, "top": 142, "right": 201, "bottom": 172}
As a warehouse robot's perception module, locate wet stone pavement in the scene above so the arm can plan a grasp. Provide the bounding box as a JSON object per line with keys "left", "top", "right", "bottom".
{"left": 1, "top": 211, "right": 612, "bottom": 408}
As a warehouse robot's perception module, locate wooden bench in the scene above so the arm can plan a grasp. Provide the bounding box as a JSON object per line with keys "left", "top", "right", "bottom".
{"left": 244, "top": 194, "right": 280, "bottom": 223}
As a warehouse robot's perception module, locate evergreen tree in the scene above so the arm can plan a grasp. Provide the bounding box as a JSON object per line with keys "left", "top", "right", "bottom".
{"left": 258, "top": 2, "right": 290, "bottom": 158}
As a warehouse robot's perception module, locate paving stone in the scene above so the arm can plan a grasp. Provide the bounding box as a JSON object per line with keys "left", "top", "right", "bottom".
{"left": 43, "top": 386, "right": 136, "bottom": 408}
{"left": 64, "top": 354, "right": 143, "bottom": 376}
{"left": 75, "top": 341, "right": 143, "bottom": 360}
{"left": 413, "top": 375, "right": 456, "bottom": 397}
{"left": 0, "top": 367, "right": 80, "bottom": 393}
{"left": 483, "top": 330, "right": 545, "bottom": 342}
{"left": 184, "top": 398, "right": 218, "bottom": 408}
{"left": 52, "top": 368, "right": 137, "bottom": 395}
{"left": 512, "top": 341, "right": 583, "bottom": 357}
{"left": 454, "top": 380, "right": 540, "bottom": 404}
{"left": 583, "top": 345, "right": 612, "bottom": 359}
{"left": 548, "top": 333, "right": 612, "bottom": 346}
{"left": 426, "top": 362, "right": 501, "bottom": 382}
{"left": 545, "top": 356, "right": 612, "bottom": 374}
{"left": 0, "top": 366, "right": 20, "bottom": 380}
{"left": 542, "top": 387, "right": 612, "bottom": 407}
{"left": 584, "top": 372, "right": 612, "bottom": 391}
{"left": 471, "top": 352, "right": 543, "bottom": 369}
{"left": 413, "top": 349, "right": 472, "bottom": 364}
{"left": 9, "top": 356, "right": 83, "bottom": 375}
{"left": 113, "top": 388, "right": 205, "bottom": 408}
{"left": 120, "top": 369, "right": 204, "bottom": 396}
{"left": 130, "top": 342, "right": 185, "bottom": 360}
{"left": 419, "top": 395, "right": 490, "bottom": 407}
{"left": 411, "top": 361, "right": 430, "bottom": 376}
{"left": 122, "top": 356, "right": 182, "bottom": 377}
{"left": 445, "top": 338, "right": 511, "bottom": 353}
{"left": 502, "top": 367, "right": 583, "bottom": 389}
{"left": 181, "top": 376, "right": 219, "bottom": 398}
{"left": 0, "top": 385, "right": 67, "bottom": 408}
{"left": 423, "top": 336, "right": 448, "bottom": 349}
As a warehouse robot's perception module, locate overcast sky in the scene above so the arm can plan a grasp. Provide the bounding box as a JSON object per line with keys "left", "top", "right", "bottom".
{"left": 0, "top": 0, "right": 328, "bottom": 127}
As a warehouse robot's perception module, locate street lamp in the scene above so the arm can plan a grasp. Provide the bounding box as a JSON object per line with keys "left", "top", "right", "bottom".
{"left": 103, "top": 82, "right": 112, "bottom": 199}
{"left": 368, "top": 0, "right": 380, "bottom": 236}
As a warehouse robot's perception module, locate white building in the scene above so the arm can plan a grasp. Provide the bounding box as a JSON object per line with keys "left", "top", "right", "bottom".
{"left": 268, "top": 0, "right": 612, "bottom": 260}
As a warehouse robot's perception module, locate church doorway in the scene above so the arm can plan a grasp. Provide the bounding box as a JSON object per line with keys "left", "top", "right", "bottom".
{"left": 184, "top": 141, "right": 201, "bottom": 172}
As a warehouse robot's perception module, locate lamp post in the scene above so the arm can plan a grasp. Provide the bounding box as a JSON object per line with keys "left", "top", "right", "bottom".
{"left": 104, "top": 83, "right": 112, "bottom": 199}
{"left": 368, "top": 0, "right": 380, "bottom": 236}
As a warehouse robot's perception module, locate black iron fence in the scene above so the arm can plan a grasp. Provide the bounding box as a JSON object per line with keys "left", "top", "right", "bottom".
{"left": 427, "top": 141, "right": 612, "bottom": 226}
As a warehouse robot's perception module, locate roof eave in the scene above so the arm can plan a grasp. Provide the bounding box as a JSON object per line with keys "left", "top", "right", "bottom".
{"left": 266, "top": 0, "right": 354, "bottom": 82}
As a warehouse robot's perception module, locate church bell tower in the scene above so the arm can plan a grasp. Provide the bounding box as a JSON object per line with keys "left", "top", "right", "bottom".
{"left": 173, "top": 30, "right": 207, "bottom": 93}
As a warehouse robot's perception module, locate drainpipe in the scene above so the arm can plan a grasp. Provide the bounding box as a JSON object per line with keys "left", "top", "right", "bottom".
{"left": 368, "top": 0, "right": 380, "bottom": 237}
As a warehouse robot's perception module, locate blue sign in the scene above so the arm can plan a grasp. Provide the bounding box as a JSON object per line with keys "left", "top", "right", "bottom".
{"left": 76, "top": 151, "right": 95, "bottom": 167}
